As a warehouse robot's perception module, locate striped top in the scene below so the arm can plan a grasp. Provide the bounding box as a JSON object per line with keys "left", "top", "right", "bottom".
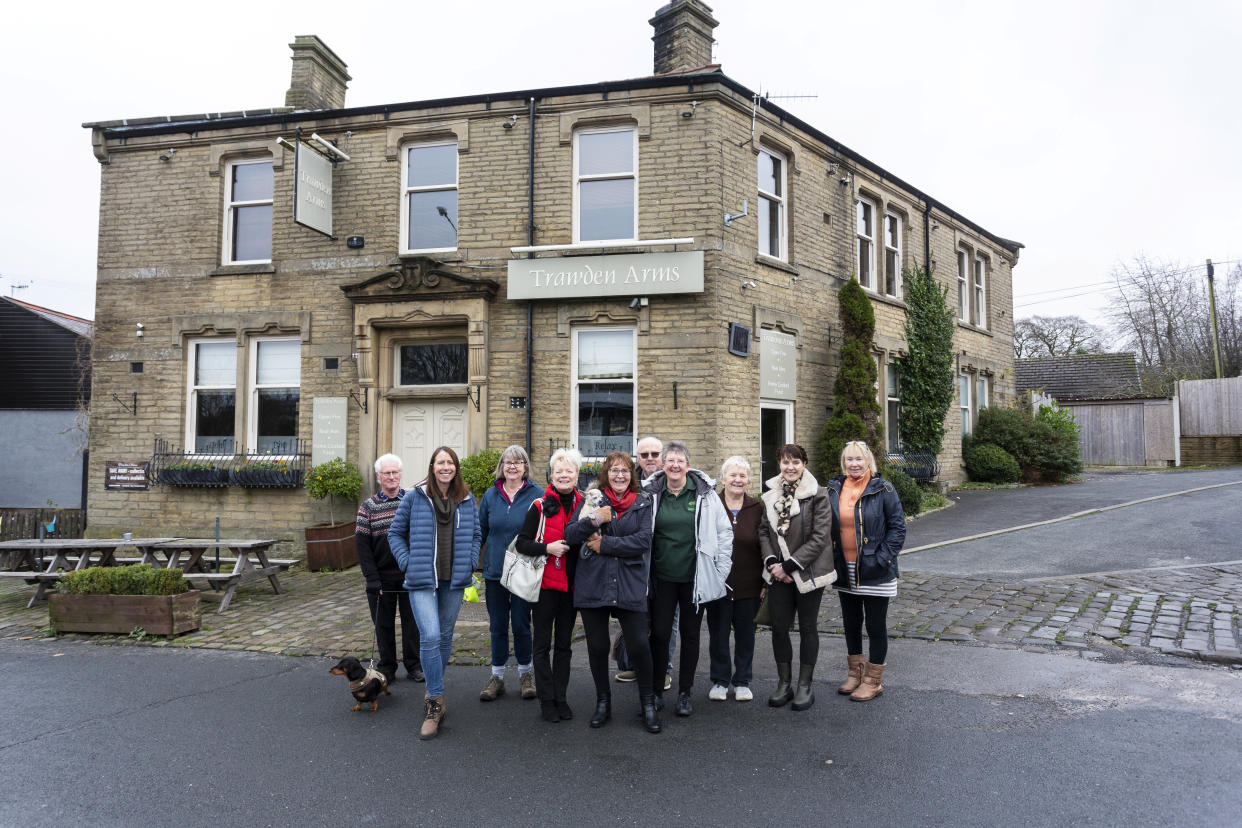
{"left": 835, "top": 561, "right": 898, "bottom": 597}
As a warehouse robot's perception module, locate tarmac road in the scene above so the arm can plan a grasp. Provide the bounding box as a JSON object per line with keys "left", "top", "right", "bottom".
{"left": 1, "top": 635, "right": 1239, "bottom": 827}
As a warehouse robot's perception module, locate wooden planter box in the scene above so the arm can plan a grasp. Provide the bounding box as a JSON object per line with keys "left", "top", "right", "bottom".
{"left": 305, "top": 522, "right": 357, "bottom": 571}
{"left": 49, "top": 592, "right": 202, "bottom": 636}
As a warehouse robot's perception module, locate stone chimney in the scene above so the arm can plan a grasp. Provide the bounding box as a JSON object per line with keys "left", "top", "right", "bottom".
{"left": 284, "top": 35, "right": 351, "bottom": 111}
{"left": 650, "top": 1, "right": 719, "bottom": 75}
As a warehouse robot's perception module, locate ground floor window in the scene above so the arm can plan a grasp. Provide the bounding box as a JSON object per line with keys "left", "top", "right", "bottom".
{"left": 573, "top": 327, "right": 635, "bottom": 458}
{"left": 250, "top": 338, "right": 301, "bottom": 454}
{"left": 960, "top": 371, "right": 972, "bottom": 437}
{"left": 886, "top": 362, "right": 901, "bottom": 453}
{"left": 185, "top": 336, "right": 302, "bottom": 454}
{"left": 188, "top": 340, "right": 237, "bottom": 453}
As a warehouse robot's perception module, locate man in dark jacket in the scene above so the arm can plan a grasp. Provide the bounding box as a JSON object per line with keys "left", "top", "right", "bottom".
{"left": 355, "top": 453, "right": 423, "bottom": 683}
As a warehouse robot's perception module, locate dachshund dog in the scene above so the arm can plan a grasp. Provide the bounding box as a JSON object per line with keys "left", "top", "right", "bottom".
{"left": 330, "top": 656, "right": 391, "bottom": 712}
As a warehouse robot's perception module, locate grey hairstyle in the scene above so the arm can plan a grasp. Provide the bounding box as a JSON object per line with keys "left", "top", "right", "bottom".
{"left": 661, "top": 440, "right": 690, "bottom": 463}
{"left": 493, "top": 445, "right": 531, "bottom": 480}
{"left": 374, "top": 453, "right": 402, "bottom": 475}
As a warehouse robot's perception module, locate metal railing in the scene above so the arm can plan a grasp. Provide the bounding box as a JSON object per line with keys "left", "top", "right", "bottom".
{"left": 883, "top": 449, "right": 941, "bottom": 482}
{"left": 149, "top": 438, "right": 310, "bottom": 488}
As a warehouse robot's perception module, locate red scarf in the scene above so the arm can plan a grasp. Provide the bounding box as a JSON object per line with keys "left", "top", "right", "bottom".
{"left": 604, "top": 487, "right": 637, "bottom": 518}
{"left": 537, "top": 486, "right": 581, "bottom": 592}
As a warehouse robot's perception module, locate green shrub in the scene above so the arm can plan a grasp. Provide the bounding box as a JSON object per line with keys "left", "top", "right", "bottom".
{"left": 460, "top": 448, "right": 502, "bottom": 499}
{"left": 883, "top": 465, "right": 923, "bottom": 516}
{"left": 816, "top": 412, "right": 867, "bottom": 481}
{"left": 971, "top": 405, "right": 1082, "bottom": 484}
{"left": 60, "top": 564, "right": 189, "bottom": 596}
{"left": 306, "top": 458, "right": 364, "bottom": 523}
{"left": 964, "top": 442, "right": 1021, "bottom": 484}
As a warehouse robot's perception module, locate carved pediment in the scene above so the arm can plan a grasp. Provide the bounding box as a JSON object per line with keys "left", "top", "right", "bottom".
{"left": 341, "top": 257, "right": 499, "bottom": 303}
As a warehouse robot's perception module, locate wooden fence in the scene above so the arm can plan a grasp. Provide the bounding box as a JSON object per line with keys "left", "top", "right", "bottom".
{"left": 0, "top": 509, "right": 86, "bottom": 541}
{"left": 1178, "top": 377, "right": 1242, "bottom": 464}
{"left": 1062, "top": 399, "right": 1176, "bottom": 467}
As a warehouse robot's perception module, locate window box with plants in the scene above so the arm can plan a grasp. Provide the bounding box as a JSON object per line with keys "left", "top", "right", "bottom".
{"left": 304, "top": 458, "right": 364, "bottom": 571}
{"left": 159, "top": 461, "right": 229, "bottom": 487}
{"left": 230, "top": 457, "right": 304, "bottom": 488}
{"left": 48, "top": 564, "right": 201, "bottom": 636}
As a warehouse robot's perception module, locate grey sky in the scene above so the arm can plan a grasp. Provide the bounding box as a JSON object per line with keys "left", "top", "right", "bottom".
{"left": 2, "top": 0, "right": 1238, "bottom": 328}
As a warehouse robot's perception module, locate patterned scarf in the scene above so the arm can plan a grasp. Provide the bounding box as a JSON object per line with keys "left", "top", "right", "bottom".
{"left": 774, "top": 474, "right": 800, "bottom": 537}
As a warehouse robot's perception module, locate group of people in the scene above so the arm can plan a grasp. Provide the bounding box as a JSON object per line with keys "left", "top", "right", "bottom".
{"left": 354, "top": 435, "right": 906, "bottom": 740}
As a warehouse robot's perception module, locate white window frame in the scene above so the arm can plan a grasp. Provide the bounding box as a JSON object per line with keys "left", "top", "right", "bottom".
{"left": 400, "top": 140, "right": 459, "bottom": 255}
{"left": 856, "top": 197, "right": 877, "bottom": 290}
{"left": 976, "top": 375, "right": 989, "bottom": 414}
{"left": 883, "top": 212, "right": 903, "bottom": 298}
{"left": 974, "top": 254, "right": 989, "bottom": 328}
{"left": 960, "top": 371, "right": 973, "bottom": 437}
{"left": 957, "top": 249, "right": 970, "bottom": 321}
{"left": 573, "top": 126, "right": 638, "bottom": 244}
{"left": 886, "top": 361, "right": 901, "bottom": 453}
{"left": 247, "top": 336, "right": 301, "bottom": 456}
{"left": 185, "top": 339, "right": 238, "bottom": 454}
{"left": 757, "top": 147, "right": 787, "bottom": 261}
{"left": 570, "top": 326, "right": 637, "bottom": 460}
{"left": 222, "top": 158, "right": 273, "bottom": 265}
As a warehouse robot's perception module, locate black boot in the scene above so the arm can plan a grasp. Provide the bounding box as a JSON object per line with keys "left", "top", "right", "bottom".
{"left": 768, "top": 662, "right": 794, "bottom": 707}
{"left": 590, "top": 694, "right": 612, "bottom": 728}
{"left": 791, "top": 664, "right": 815, "bottom": 711}
{"left": 640, "top": 694, "right": 662, "bottom": 733}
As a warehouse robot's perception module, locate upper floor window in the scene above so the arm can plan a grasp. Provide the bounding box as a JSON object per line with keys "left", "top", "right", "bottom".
{"left": 883, "top": 212, "right": 903, "bottom": 298}
{"left": 223, "top": 160, "right": 273, "bottom": 264}
{"left": 187, "top": 340, "right": 237, "bottom": 453}
{"left": 574, "top": 127, "right": 636, "bottom": 243}
{"left": 573, "top": 327, "right": 635, "bottom": 458}
{"left": 249, "top": 338, "right": 300, "bottom": 454}
{"left": 757, "top": 148, "right": 787, "bottom": 260}
{"left": 402, "top": 141, "right": 458, "bottom": 253}
{"left": 856, "top": 198, "right": 876, "bottom": 290}
{"left": 957, "top": 249, "right": 970, "bottom": 321}
{"left": 974, "top": 255, "right": 989, "bottom": 328}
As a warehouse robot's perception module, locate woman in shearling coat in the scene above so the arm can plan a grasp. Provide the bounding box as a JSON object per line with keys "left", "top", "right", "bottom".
{"left": 759, "top": 443, "right": 834, "bottom": 712}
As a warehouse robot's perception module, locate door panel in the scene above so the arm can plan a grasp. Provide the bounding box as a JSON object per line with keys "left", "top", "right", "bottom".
{"left": 392, "top": 400, "right": 468, "bottom": 488}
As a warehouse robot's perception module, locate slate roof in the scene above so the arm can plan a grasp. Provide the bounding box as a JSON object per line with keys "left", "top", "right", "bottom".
{"left": 1, "top": 297, "right": 94, "bottom": 338}
{"left": 1015, "top": 353, "right": 1146, "bottom": 401}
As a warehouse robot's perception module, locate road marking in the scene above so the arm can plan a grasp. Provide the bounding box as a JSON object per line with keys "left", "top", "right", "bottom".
{"left": 900, "top": 479, "right": 1242, "bottom": 556}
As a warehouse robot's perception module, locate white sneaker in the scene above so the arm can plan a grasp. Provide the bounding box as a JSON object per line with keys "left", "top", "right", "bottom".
{"left": 708, "top": 683, "right": 729, "bottom": 701}
{"left": 734, "top": 685, "right": 753, "bottom": 702}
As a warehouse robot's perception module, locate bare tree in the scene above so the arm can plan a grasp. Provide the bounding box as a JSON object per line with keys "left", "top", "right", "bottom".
{"left": 1105, "top": 256, "right": 1241, "bottom": 394}
{"left": 1013, "top": 315, "right": 1105, "bottom": 358}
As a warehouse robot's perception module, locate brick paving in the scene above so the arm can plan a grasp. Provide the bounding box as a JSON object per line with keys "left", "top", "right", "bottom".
{"left": 2, "top": 556, "right": 1237, "bottom": 669}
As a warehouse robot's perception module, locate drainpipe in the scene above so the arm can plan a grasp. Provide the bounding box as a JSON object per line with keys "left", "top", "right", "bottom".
{"left": 525, "top": 96, "right": 537, "bottom": 451}
{"left": 923, "top": 198, "right": 932, "bottom": 273}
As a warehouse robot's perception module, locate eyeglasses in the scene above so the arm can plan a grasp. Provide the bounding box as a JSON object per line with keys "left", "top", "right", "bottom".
{"left": 638, "top": 452, "right": 660, "bottom": 459}
{"left": 503, "top": 461, "right": 526, "bottom": 468}
{"left": 608, "top": 468, "right": 632, "bottom": 477}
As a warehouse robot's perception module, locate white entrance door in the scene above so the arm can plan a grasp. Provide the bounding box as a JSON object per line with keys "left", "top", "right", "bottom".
{"left": 392, "top": 400, "right": 468, "bottom": 488}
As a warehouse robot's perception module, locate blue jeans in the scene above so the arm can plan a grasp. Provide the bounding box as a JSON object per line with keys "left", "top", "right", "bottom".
{"left": 484, "top": 578, "right": 533, "bottom": 668}
{"left": 409, "top": 582, "right": 466, "bottom": 698}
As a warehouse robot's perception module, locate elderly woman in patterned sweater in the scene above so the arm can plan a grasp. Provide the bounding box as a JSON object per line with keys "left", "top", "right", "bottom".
{"left": 827, "top": 440, "right": 906, "bottom": 702}
{"left": 354, "top": 453, "right": 422, "bottom": 684}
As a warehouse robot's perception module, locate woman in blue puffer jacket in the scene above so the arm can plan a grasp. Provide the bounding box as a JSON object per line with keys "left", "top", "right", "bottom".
{"left": 389, "top": 446, "right": 481, "bottom": 741}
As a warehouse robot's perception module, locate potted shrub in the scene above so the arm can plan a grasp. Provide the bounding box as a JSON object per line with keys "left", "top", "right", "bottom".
{"left": 49, "top": 564, "right": 201, "bottom": 636}
{"left": 304, "top": 457, "right": 364, "bottom": 571}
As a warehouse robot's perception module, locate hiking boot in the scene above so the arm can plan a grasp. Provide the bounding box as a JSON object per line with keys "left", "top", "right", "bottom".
{"left": 614, "top": 670, "right": 637, "bottom": 683}
{"left": 519, "top": 672, "right": 537, "bottom": 699}
{"left": 419, "top": 696, "right": 445, "bottom": 740}
{"left": 479, "top": 675, "right": 505, "bottom": 702}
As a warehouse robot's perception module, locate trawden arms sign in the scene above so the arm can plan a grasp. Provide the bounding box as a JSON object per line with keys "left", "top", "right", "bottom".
{"left": 507, "top": 251, "right": 704, "bottom": 300}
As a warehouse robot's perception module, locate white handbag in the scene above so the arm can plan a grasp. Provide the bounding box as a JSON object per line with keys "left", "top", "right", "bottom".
{"left": 500, "top": 507, "right": 546, "bottom": 602}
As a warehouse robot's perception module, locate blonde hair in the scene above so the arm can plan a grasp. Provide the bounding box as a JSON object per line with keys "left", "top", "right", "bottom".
{"left": 840, "top": 441, "right": 878, "bottom": 475}
{"left": 548, "top": 447, "right": 584, "bottom": 476}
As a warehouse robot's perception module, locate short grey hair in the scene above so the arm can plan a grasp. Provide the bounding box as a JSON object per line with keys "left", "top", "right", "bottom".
{"left": 720, "top": 456, "right": 752, "bottom": 479}
{"left": 661, "top": 440, "right": 690, "bottom": 463}
{"left": 374, "top": 453, "right": 402, "bottom": 475}
{"left": 637, "top": 435, "right": 663, "bottom": 451}
{"left": 493, "top": 445, "right": 531, "bottom": 480}
{"left": 549, "top": 447, "right": 584, "bottom": 475}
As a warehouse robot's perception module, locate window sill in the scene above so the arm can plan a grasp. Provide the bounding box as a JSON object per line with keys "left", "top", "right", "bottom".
{"left": 400, "top": 251, "right": 461, "bottom": 262}
{"left": 754, "top": 254, "right": 799, "bottom": 275}
{"left": 862, "top": 288, "right": 907, "bottom": 311}
{"left": 211, "top": 263, "right": 276, "bottom": 277}
{"left": 956, "top": 321, "right": 993, "bottom": 336}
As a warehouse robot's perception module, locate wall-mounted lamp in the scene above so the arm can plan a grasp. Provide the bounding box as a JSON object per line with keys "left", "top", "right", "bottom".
{"left": 839, "top": 173, "right": 852, "bottom": 186}
{"left": 135, "top": 322, "right": 144, "bottom": 339}
{"left": 724, "top": 199, "right": 749, "bottom": 227}
{"left": 740, "top": 280, "right": 757, "bottom": 290}
{"left": 502, "top": 114, "right": 519, "bottom": 130}
{"left": 931, "top": 221, "right": 940, "bottom": 231}
{"left": 681, "top": 100, "right": 699, "bottom": 119}
{"left": 158, "top": 148, "right": 176, "bottom": 162}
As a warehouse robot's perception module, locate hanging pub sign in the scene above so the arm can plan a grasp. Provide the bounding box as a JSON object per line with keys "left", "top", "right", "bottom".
{"left": 294, "top": 141, "right": 334, "bottom": 237}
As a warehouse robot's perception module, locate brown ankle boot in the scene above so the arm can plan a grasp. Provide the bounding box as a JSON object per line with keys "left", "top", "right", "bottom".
{"left": 850, "top": 663, "right": 885, "bottom": 702}
{"left": 420, "top": 695, "right": 445, "bottom": 739}
{"left": 838, "top": 654, "right": 865, "bottom": 695}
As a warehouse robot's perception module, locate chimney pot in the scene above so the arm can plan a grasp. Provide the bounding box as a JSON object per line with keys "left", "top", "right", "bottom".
{"left": 285, "top": 35, "right": 351, "bottom": 111}
{"left": 650, "top": 0, "right": 719, "bottom": 75}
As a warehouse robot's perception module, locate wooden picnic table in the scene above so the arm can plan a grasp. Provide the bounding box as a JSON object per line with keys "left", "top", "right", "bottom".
{"left": 0, "top": 538, "right": 183, "bottom": 607}
{"left": 146, "top": 539, "right": 293, "bottom": 613}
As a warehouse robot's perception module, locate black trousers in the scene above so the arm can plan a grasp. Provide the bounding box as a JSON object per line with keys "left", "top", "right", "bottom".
{"left": 705, "top": 596, "right": 762, "bottom": 687}
{"left": 367, "top": 588, "right": 420, "bottom": 677}
{"left": 838, "top": 592, "right": 890, "bottom": 664}
{"left": 768, "top": 581, "right": 824, "bottom": 667}
{"left": 581, "top": 606, "right": 653, "bottom": 698}
{"left": 532, "top": 588, "right": 577, "bottom": 704}
{"left": 649, "top": 577, "right": 704, "bottom": 695}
